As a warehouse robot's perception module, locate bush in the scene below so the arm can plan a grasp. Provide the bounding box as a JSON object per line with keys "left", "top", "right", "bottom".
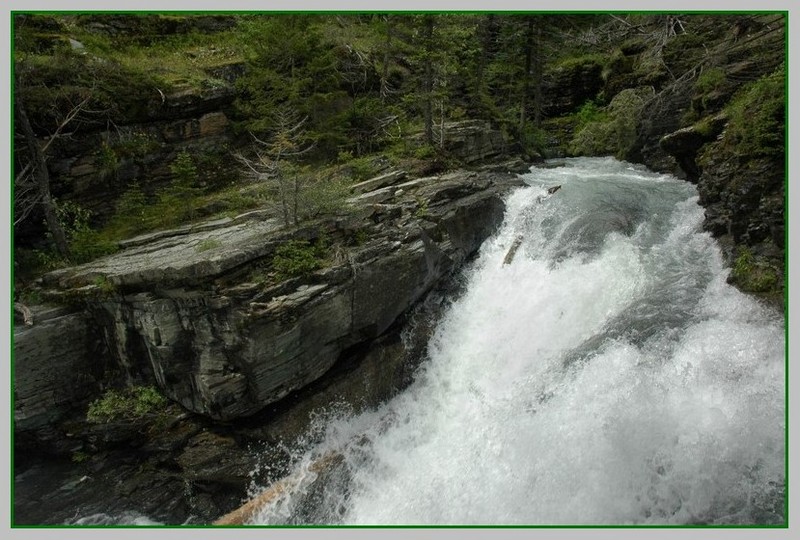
{"left": 86, "top": 385, "right": 168, "bottom": 424}
{"left": 569, "top": 87, "right": 654, "bottom": 158}
{"left": 272, "top": 239, "right": 325, "bottom": 281}
{"left": 54, "top": 199, "right": 118, "bottom": 264}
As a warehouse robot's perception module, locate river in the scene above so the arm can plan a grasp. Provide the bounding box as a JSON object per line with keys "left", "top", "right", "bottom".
{"left": 245, "top": 157, "right": 786, "bottom": 525}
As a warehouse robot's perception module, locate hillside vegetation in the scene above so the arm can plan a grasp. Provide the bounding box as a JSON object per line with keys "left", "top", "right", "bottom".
{"left": 13, "top": 13, "right": 786, "bottom": 302}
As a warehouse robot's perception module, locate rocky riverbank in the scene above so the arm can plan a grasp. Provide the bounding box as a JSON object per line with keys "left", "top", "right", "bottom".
{"left": 14, "top": 160, "right": 528, "bottom": 525}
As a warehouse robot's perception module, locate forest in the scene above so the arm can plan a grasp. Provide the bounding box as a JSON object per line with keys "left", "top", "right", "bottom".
{"left": 13, "top": 13, "right": 784, "bottom": 299}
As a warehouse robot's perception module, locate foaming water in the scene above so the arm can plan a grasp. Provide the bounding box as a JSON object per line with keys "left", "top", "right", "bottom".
{"left": 67, "top": 512, "right": 163, "bottom": 526}
{"left": 250, "top": 157, "right": 785, "bottom": 525}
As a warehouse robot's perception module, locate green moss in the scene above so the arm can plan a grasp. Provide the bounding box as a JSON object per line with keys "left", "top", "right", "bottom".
{"left": 92, "top": 275, "right": 117, "bottom": 295}
{"left": 693, "top": 116, "right": 716, "bottom": 137}
{"left": 723, "top": 67, "right": 785, "bottom": 159}
{"left": 694, "top": 67, "right": 726, "bottom": 96}
{"left": 552, "top": 52, "right": 607, "bottom": 71}
{"left": 730, "top": 247, "right": 779, "bottom": 293}
{"left": 196, "top": 238, "right": 222, "bottom": 252}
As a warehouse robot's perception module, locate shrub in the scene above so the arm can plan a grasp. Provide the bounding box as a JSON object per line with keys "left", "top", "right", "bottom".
{"left": 54, "top": 199, "right": 118, "bottom": 264}
{"left": 86, "top": 385, "right": 168, "bottom": 424}
{"left": 272, "top": 239, "right": 325, "bottom": 281}
{"left": 569, "top": 87, "right": 654, "bottom": 158}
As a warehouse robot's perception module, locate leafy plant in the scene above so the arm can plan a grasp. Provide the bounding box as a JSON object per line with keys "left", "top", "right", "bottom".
{"left": 92, "top": 275, "right": 116, "bottom": 295}
{"left": 53, "top": 200, "right": 118, "bottom": 264}
{"left": 272, "top": 239, "right": 325, "bottom": 281}
{"left": 71, "top": 451, "right": 90, "bottom": 463}
{"left": 86, "top": 386, "right": 168, "bottom": 424}
{"left": 96, "top": 141, "right": 120, "bottom": 178}
{"left": 569, "top": 87, "right": 654, "bottom": 158}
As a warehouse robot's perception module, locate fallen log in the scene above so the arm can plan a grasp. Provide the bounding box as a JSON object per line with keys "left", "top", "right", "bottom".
{"left": 503, "top": 236, "right": 524, "bottom": 266}
{"left": 502, "top": 185, "right": 561, "bottom": 266}
{"left": 14, "top": 302, "right": 34, "bottom": 326}
{"left": 213, "top": 452, "right": 343, "bottom": 526}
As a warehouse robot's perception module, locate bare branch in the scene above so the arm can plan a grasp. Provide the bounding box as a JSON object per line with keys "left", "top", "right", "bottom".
{"left": 41, "top": 94, "right": 92, "bottom": 154}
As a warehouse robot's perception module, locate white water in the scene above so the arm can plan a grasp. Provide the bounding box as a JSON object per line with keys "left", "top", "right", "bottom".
{"left": 250, "top": 157, "right": 785, "bottom": 525}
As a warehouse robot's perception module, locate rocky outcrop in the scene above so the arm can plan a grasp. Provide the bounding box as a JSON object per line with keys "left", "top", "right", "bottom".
{"left": 22, "top": 168, "right": 524, "bottom": 427}
{"left": 542, "top": 58, "right": 605, "bottom": 118}
{"left": 45, "top": 86, "right": 237, "bottom": 224}
{"left": 13, "top": 166, "right": 525, "bottom": 525}
{"left": 658, "top": 114, "right": 727, "bottom": 183}
{"left": 14, "top": 306, "right": 111, "bottom": 451}
{"left": 410, "top": 120, "right": 510, "bottom": 164}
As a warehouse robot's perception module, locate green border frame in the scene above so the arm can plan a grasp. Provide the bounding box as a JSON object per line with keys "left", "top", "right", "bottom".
{"left": 8, "top": 10, "right": 790, "bottom": 529}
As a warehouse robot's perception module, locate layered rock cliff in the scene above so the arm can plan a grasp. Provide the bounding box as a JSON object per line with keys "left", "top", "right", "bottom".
{"left": 15, "top": 165, "right": 526, "bottom": 446}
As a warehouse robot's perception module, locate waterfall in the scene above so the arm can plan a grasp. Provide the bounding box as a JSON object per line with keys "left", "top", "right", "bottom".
{"left": 248, "top": 157, "right": 785, "bottom": 526}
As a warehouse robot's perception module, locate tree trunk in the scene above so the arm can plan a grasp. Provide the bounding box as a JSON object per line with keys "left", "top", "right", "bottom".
{"left": 423, "top": 15, "right": 435, "bottom": 146}
{"left": 533, "top": 23, "right": 543, "bottom": 128}
{"left": 380, "top": 15, "right": 393, "bottom": 102}
{"left": 474, "top": 15, "right": 497, "bottom": 109}
{"left": 14, "top": 93, "right": 70, "bottom": 258}
{"left": 519, "top": 17, "right": 535, "bottom": 139}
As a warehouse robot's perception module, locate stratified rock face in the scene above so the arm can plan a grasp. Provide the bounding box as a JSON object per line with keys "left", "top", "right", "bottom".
{"left": 410, "top": 120, "right": 509, "bottom": 164}
{"left": 14, "top": 307, "right": 108, "bottom": 440}
{"left": 25, "top": 169, "right": 524, "bottom": 421}
{"left": 542, "top": 60, "right": 604, "bottom": 117}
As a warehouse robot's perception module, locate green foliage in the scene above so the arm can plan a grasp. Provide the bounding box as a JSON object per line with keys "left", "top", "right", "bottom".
{"left": 693, "top": 116, "right": 716, "bottom": 137}
{"left": 569, "top": 87, "right": 654, "bottom": 158}
{"left": 109, "top": 182, "right": 149, "bottom": 236}
{"left": 272, "top": 239, "right": 326, "bottom": 281}
{"left": 414, "top": 195, "right": 429, "bottom": 218}
{"left": 345, "top": 156, "right": 380, "bottom": 181}
{"left": 96, "top": 142, "right": 120, "bottom": 178}
{"left": 413, "top": 144, "right": 437, "bottom": 160}
{"left": 551, "top": 52, "right": 607, "bottom": 71}
{"left": 694, "top": 67, "right": 726, "bottom": 96}
{"left": 730, "top": 247, "right": 779, "bottom": 293}
{"left": 53, "top": 200, "right": 118, "bottom": 264}
{"left": 723, "top": 67, "right": 785, "bottom": 159}
{"left": 112, "top": 130, "right": 159, "bottom": 159}
{"left": 519, "top": 126, "right": 549, "bottom": 155}
{"left": 574, "top": 100, "right": 610, "bottom": 131}
{"left": 92, "top": 275, "right": 116, "bottom": 295}
{"left": 86, "top": 386, "right": 168, "bottom": 424}
{"left": 160, "top": 150, "right": 202, "bottom": 223}
{"left": 296, "top": 176, "right": 351, "bottom": 220}
{"left": 71, "top": 451, "right": 90, "bottom": 463}
{"left": 69, "top": 227, "right": 119, "bottom": 264}
{"left": 170, "top": 150, "right": 199, "bottom": 186}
